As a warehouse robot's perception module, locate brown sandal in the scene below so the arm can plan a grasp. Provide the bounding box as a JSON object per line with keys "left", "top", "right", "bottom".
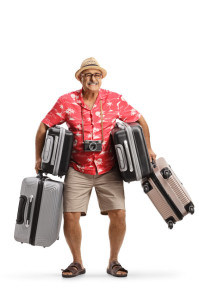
{"left": 61, "top": 262, "right": 86, "bottom": 278}
{"left": 107, "top": 260, "right": 128, "bottom": 277}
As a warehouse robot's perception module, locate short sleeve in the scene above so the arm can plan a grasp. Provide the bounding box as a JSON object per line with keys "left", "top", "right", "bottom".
{"left": 41, "top": 96, "right": 67, "bottom": 128}
{"left": 118, "top": 95, "right": 141, "bottom": 122}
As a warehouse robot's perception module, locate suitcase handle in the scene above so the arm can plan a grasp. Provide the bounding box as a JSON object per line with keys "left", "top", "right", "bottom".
{"left": 25, "top": 195, "right": 33, "bottom": 228}
{"left": 151, "top": 158, "right": 157, "bottom": 168}
{"left": 50, "top": 135, "right": 59, "bottom": 165}
{"left": 41, "top": 135, "right": 53, "bottom": 163}
{"left": 123, "top": 140, "right": 134, "bottom": 172}
{"left": 37, "top": 170, "right": 44, "bottom": 179}
{"left": 16, "top": 195, "right": 27, "bottom": 224}
{"left": 115, "top": 144, "right": 128, "bottom": 172}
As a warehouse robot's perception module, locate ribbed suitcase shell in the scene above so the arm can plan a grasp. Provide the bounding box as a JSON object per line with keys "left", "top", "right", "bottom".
{"left": 111, "top": 121, "right": 152, "bottom": 182}
{"left": 141, "top": 157, "right": 194, "bottom": 228}
{"left": 41, "top": 125, "right": 73, "bottom": 177}
{"left": 14, "top": 175, "right": 63, "bottom": 247}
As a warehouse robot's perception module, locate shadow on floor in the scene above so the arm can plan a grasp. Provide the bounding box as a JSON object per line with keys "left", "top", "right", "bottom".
{"left": 4, "top": 269, "right": 180, "bottom": 280}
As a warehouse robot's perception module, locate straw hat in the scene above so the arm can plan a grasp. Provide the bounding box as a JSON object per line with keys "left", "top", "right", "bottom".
{"left": 75, "top": 57, "right": 107, "bottom": 81}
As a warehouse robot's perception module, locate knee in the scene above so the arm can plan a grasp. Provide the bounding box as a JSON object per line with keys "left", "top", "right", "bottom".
{"left": 63, "top": 212, "right": 81, "bottom": 225}
{"left": 108, "top": 209, "right": 126, "bottom": 225}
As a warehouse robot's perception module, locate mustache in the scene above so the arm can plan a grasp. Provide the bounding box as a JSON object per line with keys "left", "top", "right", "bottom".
{"left": 88, "top": 81, "right": 98, "bottom": 85}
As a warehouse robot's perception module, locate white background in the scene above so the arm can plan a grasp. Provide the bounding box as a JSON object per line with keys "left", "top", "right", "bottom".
{"left": 0, "top": 0, "right": 199, "bottom": 299}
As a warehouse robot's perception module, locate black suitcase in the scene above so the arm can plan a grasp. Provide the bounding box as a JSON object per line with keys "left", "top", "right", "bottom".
{"left": 41, "top": 125, "right": 73, "bottom": 177}
{"left": 111, "top": 121, "right": 152, "bottom": 182}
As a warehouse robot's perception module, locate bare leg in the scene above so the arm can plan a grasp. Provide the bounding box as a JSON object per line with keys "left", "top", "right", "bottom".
{"left": 108, "top": 209, "right": 127, "bottom": 275}
{"left": 63, "top": 212, "right": 84, "bottom": 276}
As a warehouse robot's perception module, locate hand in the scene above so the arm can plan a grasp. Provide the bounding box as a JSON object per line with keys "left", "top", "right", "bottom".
{"left": 35, "top": 158, "right": 42, "bottom": 174}
{"left": 148, "top": 148, "right": 157, "bottom": 163}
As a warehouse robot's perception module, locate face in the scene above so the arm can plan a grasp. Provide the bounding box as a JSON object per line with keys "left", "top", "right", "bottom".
{"left": 80, "top": 68, "right": 102, "bottom": 93}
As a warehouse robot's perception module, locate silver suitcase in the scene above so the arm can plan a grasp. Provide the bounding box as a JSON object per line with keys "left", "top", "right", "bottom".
{"left": 14, "top": 173, "right": 63, "bottom": 247}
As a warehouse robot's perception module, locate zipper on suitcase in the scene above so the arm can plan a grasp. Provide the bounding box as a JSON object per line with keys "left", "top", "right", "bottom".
{"left": 150, "top": 172, "right": 183, "bottom": 220}
{"left": 29, "top": 178, "right": 45, "bottom": 245}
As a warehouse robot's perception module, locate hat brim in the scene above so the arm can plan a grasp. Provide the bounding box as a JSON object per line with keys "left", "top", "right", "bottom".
{"left": 75, "top": 66, "right": 107, "bottom": 81}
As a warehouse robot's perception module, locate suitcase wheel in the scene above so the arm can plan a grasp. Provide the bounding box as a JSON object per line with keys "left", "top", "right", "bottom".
{"left": 143, "top": 182, "right": 150, "bottom": 193}
{"left": 188, "top": 205, "right": 194, "bottom": 215}
{"left": 167, "top": 220, "right": 174, "bottom": 229}
{"left": 161, "top": 168, "right": 172, "bottom": 179}
{"left": 142, "top": 181, "right": 152, "bottom": 193}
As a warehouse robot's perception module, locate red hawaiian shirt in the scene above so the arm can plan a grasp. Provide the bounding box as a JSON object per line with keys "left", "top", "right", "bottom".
{"left": 41, "top": 88, "right": 141, "bottom": 175}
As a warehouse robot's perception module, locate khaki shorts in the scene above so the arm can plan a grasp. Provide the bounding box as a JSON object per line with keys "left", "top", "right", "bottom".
{"left": 63, "top": 165, "right": 125, "bottom": 216}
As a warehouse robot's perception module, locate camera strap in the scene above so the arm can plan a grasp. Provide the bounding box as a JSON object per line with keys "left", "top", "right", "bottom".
{"left": 81, "top": 99, "right": 104, "bottom": 143}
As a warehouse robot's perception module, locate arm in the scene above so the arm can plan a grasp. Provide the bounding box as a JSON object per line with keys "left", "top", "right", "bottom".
{"left": 117, "top": 94, "right": 157, "bottom": 161}
{"left": 35, "top": 122, "right": 49, "bottom": 173}
{"left": 137, "top": 115, "right": 151, "bottom": 149}
{"left": 137, "top": 115, "right": 157, "bottom": 162}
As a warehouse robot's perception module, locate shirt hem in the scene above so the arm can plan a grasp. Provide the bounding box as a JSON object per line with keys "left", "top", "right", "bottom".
{"left": 69, "top": 162, "right": 116, "bottom": 175}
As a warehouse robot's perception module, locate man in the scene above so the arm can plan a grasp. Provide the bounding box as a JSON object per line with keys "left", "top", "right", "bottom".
{"left": 35, "top": 57, "right": 156, "bottom": 278}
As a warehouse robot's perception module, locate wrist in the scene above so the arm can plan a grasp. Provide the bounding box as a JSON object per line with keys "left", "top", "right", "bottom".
{"left": 36, "top": 157, "right": 42, "bottom": 161}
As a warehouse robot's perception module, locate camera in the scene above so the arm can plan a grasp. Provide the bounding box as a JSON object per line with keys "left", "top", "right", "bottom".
{"left": 83, "top": 140, "right": 102, "bottom": 152}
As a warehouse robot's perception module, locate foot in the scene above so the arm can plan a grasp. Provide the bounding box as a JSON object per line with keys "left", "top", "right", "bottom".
{"left": 107, "top": 260, "right": 128, "bottom": 277}
{"left": 61, "top": 262, "right": 85, "bottom": 278}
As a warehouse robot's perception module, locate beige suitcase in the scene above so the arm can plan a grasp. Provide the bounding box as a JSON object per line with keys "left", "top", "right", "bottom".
{"left": 141, "top": 157, "right": 194, "bottom": 229}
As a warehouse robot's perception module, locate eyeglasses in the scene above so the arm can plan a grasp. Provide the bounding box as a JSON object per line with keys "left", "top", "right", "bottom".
{"left": 81, "top": 73, "right": 102, "bottom": 79}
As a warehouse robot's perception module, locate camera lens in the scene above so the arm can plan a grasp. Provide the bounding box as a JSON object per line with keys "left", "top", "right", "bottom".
{"left": 89, "top": 142, "right": 97, "bottom": 151}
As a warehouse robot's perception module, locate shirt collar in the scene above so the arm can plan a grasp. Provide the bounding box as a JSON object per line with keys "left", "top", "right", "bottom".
{"left": 77, "top": 88, "right": 103, "bottom": 109}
